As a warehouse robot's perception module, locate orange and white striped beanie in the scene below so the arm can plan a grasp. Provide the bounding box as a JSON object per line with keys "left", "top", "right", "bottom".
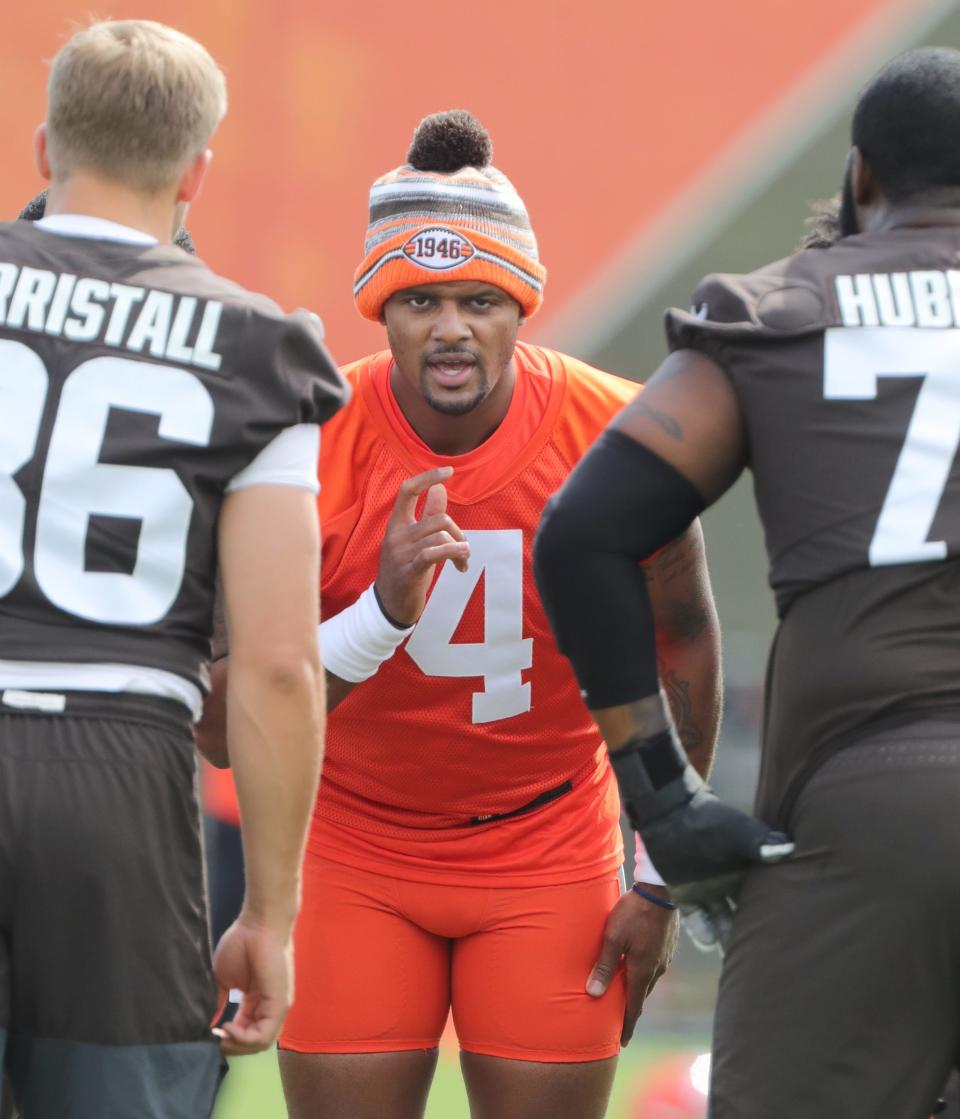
{"left": 353, "top": 110, "right": 546, "bottom": 321}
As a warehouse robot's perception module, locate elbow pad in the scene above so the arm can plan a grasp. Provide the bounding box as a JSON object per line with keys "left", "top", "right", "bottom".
{"left": 534, "top": 429, "right": 704, "bottom": 709}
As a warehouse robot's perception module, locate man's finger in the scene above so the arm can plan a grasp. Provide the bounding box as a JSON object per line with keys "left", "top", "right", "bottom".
{"left": 620, "top": 963, "right": 646, "bottom": 1045}
{"left": 217, "top": 1020, "right": 277, "bottom": 1056}
{"left": 217, "top": 1018, "right": 274, "bottom": 1055}
{"left": 422, "top": 481, "right": 448, "bottom": 520}
{"left": 405, "top": 512, "right": 468, "bottom": 545}
{"left": 217, "top": 996, "right": 284, "bottom": 1055}
{"left": 387, "top": 467, "right": 454, "bottom": 528}
{"left": 625, "top": 966, "right": 667, "bottom": 1047}
{"left": 412, "top": 541, "right": 470, "bottom": 573}
{"left": 586, "top": 934, "right": 623, "bottom": 998}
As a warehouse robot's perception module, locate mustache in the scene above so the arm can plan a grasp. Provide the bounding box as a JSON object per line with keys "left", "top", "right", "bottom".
{"left": 424, "top": 347, "right": 480, "bottom": 362}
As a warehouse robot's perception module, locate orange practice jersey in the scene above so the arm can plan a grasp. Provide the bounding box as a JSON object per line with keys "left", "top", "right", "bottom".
{"left": 310, "top": 342, "right": 638, "bottom": 886}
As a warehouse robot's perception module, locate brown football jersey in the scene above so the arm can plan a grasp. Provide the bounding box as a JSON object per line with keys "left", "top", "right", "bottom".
{"left": 0, "top": 219, "right": 349, "bottom": 695}
{"left": 665, "top": 212, "right": 960, "bottom": 823}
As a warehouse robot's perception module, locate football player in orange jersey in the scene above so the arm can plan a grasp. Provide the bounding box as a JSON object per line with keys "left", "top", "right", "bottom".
{"left": 200, "top": 108, "right": 721, "bottom": 1119}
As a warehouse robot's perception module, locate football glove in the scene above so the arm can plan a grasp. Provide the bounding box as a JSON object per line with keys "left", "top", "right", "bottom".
{"left": 610, "top": 730, "right": 793, "bottom": 921}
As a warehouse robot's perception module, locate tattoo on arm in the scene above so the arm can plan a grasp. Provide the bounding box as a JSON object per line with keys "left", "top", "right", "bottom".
{"left": 645, "top": 541, "right": 709, "bottom": 642}
{"left": 637, "top": 399, "right": 684, "bottom": 440}
{"left": 644, "top": 534, "right": 696, "bottom": 590}
{"left": 659, "top": 664, "right": 704, "bottom": 754}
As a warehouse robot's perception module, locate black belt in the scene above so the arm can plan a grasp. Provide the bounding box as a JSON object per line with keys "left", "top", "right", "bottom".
{"left": 469, "top": 779, "right": 573, "bottom": 826}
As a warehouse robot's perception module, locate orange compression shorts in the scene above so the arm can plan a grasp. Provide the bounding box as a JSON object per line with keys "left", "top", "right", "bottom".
{"left": 279, "top": 850, "right": 626, "bottom": 1063}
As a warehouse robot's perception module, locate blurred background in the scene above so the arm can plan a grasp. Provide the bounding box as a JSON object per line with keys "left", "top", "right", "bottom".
{"left": 3, "top": 1, "right": 960, "bottom": 1114}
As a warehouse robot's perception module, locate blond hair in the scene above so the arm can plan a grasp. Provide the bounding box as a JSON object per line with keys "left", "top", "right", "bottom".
{"left": 47, "top": 20, "right": 227, "bottom": 193}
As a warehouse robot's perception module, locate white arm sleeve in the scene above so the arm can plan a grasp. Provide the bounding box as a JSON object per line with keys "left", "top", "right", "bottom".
{"left": 225, "top": 424, "right": 320, "bottom": 494}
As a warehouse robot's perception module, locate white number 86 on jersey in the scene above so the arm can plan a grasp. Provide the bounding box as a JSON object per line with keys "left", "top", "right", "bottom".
{"left": 0, "top": 338, "right": 213, "bottom": 625}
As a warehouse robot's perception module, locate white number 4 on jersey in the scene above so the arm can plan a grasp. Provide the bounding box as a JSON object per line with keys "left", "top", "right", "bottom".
{"left": 405, "top": 529, "right": 533, "bottom": 724}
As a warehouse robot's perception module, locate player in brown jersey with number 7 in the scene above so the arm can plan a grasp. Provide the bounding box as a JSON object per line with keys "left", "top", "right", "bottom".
{"left": 536, "top": 46, "right": 960, "bottom": 1119}
{"left": 0, "top": 19, "right": 348, "bottom": 1118}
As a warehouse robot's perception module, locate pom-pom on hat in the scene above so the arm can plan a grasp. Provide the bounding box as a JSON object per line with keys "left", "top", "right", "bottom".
{"left": 354, "top": 110, "right": 546, "bottom": 321}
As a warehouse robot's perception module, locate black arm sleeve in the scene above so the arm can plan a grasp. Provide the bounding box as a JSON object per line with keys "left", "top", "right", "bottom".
{"left": 533, "top": 429, "right": 705, "bottom": 709}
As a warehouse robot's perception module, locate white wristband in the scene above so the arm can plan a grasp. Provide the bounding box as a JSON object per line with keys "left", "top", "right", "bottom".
{"left": 633, "top": 842, "right": 666, "bottom": 887}
{"left": 319, "top": 584, "right": 413, "bottom": 683}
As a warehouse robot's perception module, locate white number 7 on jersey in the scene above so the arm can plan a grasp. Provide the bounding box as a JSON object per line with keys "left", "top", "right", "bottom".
{"left": 405, "top": 529, "right": 533, "bottom": 724}
{"left": 825, "top": 326, "right": 960, "bottom": 566}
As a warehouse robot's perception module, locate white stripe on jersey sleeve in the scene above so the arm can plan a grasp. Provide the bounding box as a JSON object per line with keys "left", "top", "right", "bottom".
{"left": 225, "top": 424, "right": 320, "bottom": 494}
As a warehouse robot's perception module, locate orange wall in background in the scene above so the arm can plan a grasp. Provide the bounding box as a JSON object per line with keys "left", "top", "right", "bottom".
{"left": 0, "top": 1, "right": 911, "bottom": 362}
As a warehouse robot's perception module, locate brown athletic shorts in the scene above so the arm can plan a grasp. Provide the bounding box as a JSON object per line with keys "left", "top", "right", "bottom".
{"left": 709, "top": 721, "right": 960, "bottom": 1119}
{"left": 0, "top": 691, "right": 224, "bottom": 1118}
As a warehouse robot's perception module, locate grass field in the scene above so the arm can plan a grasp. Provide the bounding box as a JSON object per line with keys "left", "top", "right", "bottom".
{"left": 211, "top": 1033, "right": 709, "bottom": 1118}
